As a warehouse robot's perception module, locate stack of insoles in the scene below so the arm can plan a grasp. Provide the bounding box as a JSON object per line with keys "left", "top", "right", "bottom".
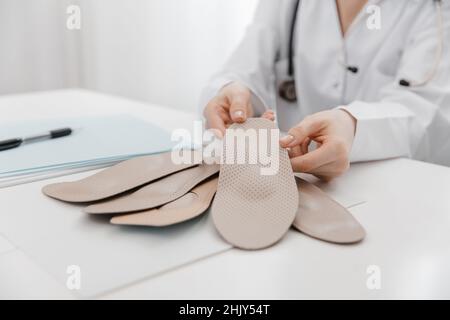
{"left": 43, "top": 118, "right": 365, "bottom": 250}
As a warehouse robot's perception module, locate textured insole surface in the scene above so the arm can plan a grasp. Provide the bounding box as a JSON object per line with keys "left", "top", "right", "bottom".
{"left": 85, "top": 163, "right": 220, "bottom": 214}
{"left": 42, "top": 150, "right": 201, "bottom": 203}
{"left": 110, "top": 177, "right": 218, "bottom": 227}
{"left": 293, "top": 178, "right": 366, "bottom": 244}
{"left": 212, "top": 118, "right": 298, "bottom": 250}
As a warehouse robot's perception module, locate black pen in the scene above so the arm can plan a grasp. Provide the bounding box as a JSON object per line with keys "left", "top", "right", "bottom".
{"left": 0, "top": 127, "right": 73, "bottom": 152}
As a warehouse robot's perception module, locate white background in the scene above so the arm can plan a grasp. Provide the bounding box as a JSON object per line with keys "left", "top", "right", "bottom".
{"left": 0, "top": 0, "right": 258, "bottom": 113}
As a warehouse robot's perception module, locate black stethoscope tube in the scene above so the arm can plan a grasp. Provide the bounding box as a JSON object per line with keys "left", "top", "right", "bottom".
{"left": 288, "top": 0, "right": 301, "bottom": 77}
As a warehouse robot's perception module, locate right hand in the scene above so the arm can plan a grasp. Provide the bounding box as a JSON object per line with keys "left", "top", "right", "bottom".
{"left": 203, "top": 82, "right": 274, "bottom": 137}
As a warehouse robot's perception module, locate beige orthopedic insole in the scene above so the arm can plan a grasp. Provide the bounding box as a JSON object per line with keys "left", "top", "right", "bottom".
{"left": 84, "top": 163, "right": 220, "bottom": 214}
{"left": 211, "top": 118, "right": 298, "bottom": 250}
{"left": 293, "top": 178, "right": 366, "bottom": 244}
{"left": 110, "top": 177, "right": 218, "bottom": 227}
{"left": 42, "top": 150, "right": 200, "bottom": 203}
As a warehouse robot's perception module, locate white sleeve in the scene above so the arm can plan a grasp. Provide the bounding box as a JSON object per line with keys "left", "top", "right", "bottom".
{"left": 198, "top": 0, "right": 282, "bottom": 117}
{"left": 340, "top": 1, "right": 450, "bottom": 165}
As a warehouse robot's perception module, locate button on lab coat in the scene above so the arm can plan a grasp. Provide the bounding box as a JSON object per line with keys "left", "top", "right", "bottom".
{"left": 200, "top": 0, "right": 450, "bottom": 166}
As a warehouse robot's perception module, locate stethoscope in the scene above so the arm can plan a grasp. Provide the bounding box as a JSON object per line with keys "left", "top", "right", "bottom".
{"left": 279, "top": 0, "right": 445, "bottom": 102}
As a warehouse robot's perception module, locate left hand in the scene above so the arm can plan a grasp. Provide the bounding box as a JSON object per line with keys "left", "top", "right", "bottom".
{"left": 279, "top": 109, "right": 356, "bottom": 181}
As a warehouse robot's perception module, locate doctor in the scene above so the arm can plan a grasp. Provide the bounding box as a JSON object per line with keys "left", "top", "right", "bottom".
{"left": 201, "top": 0, "right": 450, "bottom": 181}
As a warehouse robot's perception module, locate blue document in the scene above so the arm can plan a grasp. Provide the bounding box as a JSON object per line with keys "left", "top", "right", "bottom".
{"left": 0, "top": 115, "right": 174, "bottom": 177}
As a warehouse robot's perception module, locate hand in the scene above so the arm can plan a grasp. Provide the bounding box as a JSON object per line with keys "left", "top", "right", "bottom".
{"left": 203, "top": 82, "right": 275, "bottom": 136}
{"left": 279, "top": 109, "right": 356, "bottom": 181}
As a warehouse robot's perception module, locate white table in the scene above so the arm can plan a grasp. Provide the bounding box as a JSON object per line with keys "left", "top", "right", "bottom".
{"left": 1, "top": 89, "right": 449, "bottom": 299}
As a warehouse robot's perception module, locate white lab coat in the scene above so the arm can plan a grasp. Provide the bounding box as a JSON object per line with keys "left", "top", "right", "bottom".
{"left": 200, "top": 0, "right": 450, "bottom": 166}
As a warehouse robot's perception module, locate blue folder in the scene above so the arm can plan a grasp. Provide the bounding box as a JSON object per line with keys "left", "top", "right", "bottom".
{"left": 0, "top": 114, "right": 175, "bottom": 178}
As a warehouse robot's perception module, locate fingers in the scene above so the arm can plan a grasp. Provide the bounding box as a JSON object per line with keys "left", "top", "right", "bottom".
{"left": 279, "top": 116, "right": 322, "bottom": 148}
{"left": 280, "top": 110, "right": 353, "bottom": 181}
{"left": 306, "top": 157, "right": 350, "bottom": 181}
{"left": 308, "top": 161, "right": 350, "bottom": 181}
{"left": 290, "top": 138, "right": 350, "bottom": 180}
{"left": 261, "top": 110, "right": 275, "bottom": 121}
{"left": 206, "top": 113, "right": 226, "bottom": 137}
{"left": 300, "top": 137, "right": 311, "bottom": 155}
{"left": 204, "top": 102, "right": 274, "bottom": 138}
{"left": 204, "top": 102, "right": 227, "bottom": 136}
{"left": 287, "top": 145, "right": 302, "bottom": 158}
{"left": 229, "top": 89, "right": 251, "bottom": 123}
{"left": 290, "top": 143, "right": 335, "bottom": 173}
{"left": 204, "top": 80, "right": 273, "bottom": 137}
